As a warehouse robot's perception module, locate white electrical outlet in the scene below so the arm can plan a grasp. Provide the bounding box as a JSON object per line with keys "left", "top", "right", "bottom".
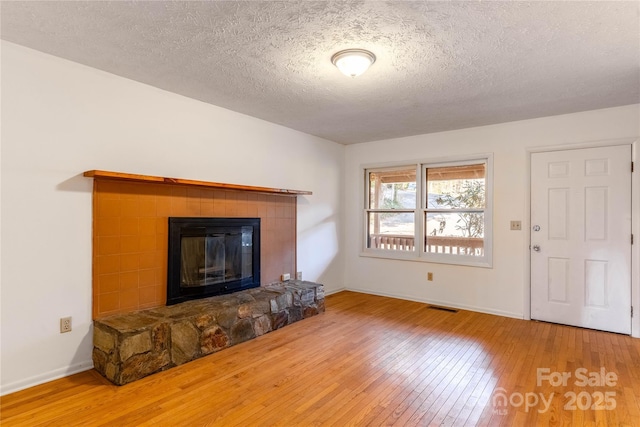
{"left": 281, "top": 273, "right": 291, "bottom": 281}
{"left": 60, "top": 317, "right": 72, "bottom": 333}
{"left": 296, "top": 271, "right": 302, "bottom": 280}
{"left": 510, "top": 220, "right": 522, "bottom": 231}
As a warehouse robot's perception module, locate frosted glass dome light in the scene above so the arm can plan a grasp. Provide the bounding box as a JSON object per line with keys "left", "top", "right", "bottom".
{"left": 331, "top": 49, "right": 376, "bottom": 77}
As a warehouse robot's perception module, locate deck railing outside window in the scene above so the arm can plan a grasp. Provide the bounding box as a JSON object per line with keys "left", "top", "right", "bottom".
{"left": 369, "top": 234, "right": 484, "bottom": 256}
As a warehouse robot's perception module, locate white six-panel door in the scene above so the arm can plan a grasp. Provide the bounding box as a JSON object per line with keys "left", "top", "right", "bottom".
{"left": 531, "top": 145, "right": 632, "bottom": 334}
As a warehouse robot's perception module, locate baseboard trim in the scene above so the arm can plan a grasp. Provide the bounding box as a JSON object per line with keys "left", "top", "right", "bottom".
{"left": 1, "top": 360, "right": 94, "bottom": 396}
{"left": 344, "top": 287, "right": 524, "bottom": 320}
{"left": 324, "top": 286, "right": 346, "bottom": 296}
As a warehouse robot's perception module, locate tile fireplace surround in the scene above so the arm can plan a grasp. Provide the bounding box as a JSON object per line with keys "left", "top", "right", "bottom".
{"left": 86, "top": 171, "right": 320, "bottom": 385}
{"left": 86, "top": 170, "right": 311, "bottom": 319}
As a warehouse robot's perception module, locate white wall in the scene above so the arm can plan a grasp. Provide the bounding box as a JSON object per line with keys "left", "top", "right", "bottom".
{"left": 344, "top": 105, "right": 639, "bottom": 320}
{"left": 0, "top": 42, "right": 344, "bottom": 394}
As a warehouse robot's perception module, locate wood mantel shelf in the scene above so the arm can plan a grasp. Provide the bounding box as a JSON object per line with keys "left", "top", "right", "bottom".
{"left": 83, "top": 170, "right": 312, "bottom": 196}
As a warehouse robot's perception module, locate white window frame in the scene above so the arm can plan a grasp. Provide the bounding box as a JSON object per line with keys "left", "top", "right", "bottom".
{"left": 364, "top": 165, "right": 420, "bottom": 260}
{"left": 362, "top": 154, "right": 493, "bottom": 268}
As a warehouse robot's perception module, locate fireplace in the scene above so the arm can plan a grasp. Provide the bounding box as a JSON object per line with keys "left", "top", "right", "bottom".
{"left": 167, "top": 217, "right": 261, "bottom": 305}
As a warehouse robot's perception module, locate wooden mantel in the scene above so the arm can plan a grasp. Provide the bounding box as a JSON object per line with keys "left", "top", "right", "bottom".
{"left": 84, "top": 170, "right": 312, "bottom": 196}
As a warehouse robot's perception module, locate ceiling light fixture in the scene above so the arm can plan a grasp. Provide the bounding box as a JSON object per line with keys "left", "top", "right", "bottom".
{"left": 331, "top": 49, "right": 376, "bottom": 77}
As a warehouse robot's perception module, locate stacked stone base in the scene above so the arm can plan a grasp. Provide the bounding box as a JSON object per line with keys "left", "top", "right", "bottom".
{"left": 93, "top": 281, "right": 324, "bottom": 385}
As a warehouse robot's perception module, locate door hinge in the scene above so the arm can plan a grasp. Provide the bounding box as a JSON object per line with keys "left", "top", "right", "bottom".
{"left": 632, "top": 234, "right": 634, "bottom": 245}
{"left": 632, "top": 306, "right": 634, "bottom": 318}
{"left": 632, "top": 161, "right": 634, "bottom": 173}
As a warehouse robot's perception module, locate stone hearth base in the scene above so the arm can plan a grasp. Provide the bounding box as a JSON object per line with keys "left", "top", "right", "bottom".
{"left": 93, "top": 281, "right": 325, "bottom": 385}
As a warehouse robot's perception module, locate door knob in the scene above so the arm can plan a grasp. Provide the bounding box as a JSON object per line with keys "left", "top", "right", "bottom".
{"left": 532, "top": 225, "right": 541, "bottom": 232}
{"left": 532, "top": 245, "right": 540, "bottom": 252}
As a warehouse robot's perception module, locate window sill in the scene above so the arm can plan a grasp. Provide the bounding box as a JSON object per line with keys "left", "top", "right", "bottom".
{"left": 359, "top": 250, "right": 493, "bottom": 268}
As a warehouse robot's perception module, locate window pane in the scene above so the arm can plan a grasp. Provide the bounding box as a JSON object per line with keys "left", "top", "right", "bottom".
{"left": 426, "top": 164, "right": 485, "bottom": 209}
{"left": 369, "top": 168, "right": 416, "bottom": 209}
{"left": 367, "top": 212, "right": 415, "bottom": 251}
{"left": 425, "top": 212, "right": 484, "bottom": 256}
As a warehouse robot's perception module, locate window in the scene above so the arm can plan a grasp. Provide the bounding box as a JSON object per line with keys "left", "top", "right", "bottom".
{"left": 364, "top": 156, "right": 492, "bottom": 267}
{"left": 366, "top": 167, "right": 417, "bottom": 253}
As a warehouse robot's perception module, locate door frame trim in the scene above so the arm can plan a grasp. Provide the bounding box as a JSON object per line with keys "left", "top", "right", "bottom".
{"left": 525, "top": 137, "right": 639, "bottom": 337}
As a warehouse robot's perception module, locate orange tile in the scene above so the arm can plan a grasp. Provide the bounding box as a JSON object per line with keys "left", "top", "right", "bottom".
{"left": 97, "top": 255, "right": 120, "bottom": 275}
{"left": 287, "top": 203, "right": 296, "bottom": 218}
{"left": 138, "top": 184, "right": 159, "bottom": 196}
{"left": 97, "top": 199, "right": 121, "bottom": 218}
{"left": 119, "top": 183, "right": 141, "bottom": 200}
{"left": 98, "top": 236, "right": 120, "bottom": 256}
{"left": 92, "top": 300, "right": 100, "bottom": 320}
{"left": 119, "top": 289, "right": 139, "bottom": 309}
{"left": 99, "top": 292, "right": 120, "bottom": 313}
{"left": 158, "top": 259, "right": 167, "bottom": 279}
{"left": 138, "top": 269, "right": 157, "bottom": 287}
{"left": 156, "top": 235, "right": 167, "bottom": 252}
{"left": 245, "top": 194, "right": 258, "bottom": 216}
{"left": 158, "top": 285, "right": 167, "bottom": 304}
{"left": 201, "top": 199, "right": 214, "bottom": 216}
{"left": 139, "top": 235, "right": 156, "bottom": 251}
{"left": 98, "top": 273, "right": 120, "bottom": 293}
{"left": 225, "top": 197, "right": 238, "bottom": 216}
{"left": 267, "top": 202, "right": 277, "bottom": 218}
{"left": 120, "top": 218, "right": 139, "bottom": 235}
{"left": 139, "top": 218, "right": 156, "bottom": 236}
{"left": 213, "top": 190, "right": 226, "bottom": 201}
{"left": 139, "top": 251, "right": 162, "bottom": 269}
{"left": 92, "top": 181, "right": 298, "bottom": 318}
{"left": 120, "top": 236, "right": 140, "bottom": 253}
{"left": 236, "top": 193, "right": 248, "bottom": 215}
{"left": 276, "top": 218, "right": 291, "bottom": 232}
{"left": 156, "top": 196, "right": 172, "bottom": 216}
{"left": 96, "top": 181, "right": 122, "bottom": 199}
{"left": 213, "top": 199, "right": 226, "bottom": 216}
{"left": 171, "top": 187, "right": 187, "bottom": 198}
{"left": 121, "top": 199, "right": 139, "bottom": 217}
{"left": 186, "top": 188, "right": 202, "bottom": 199}
{"left": 139, "top": 286, "right": 158, "bottom": 305}
{"left": 120, "top": 253, "right": 140, "bottom": 272}
{"left": 119, "top": 271, "right": 139, "bottom": 290}
{"left": 156, "top": 186, "right": 172, "bottom": 197}
{"left": 257, "top": 201, "right": 268, "bottom": 217}
{"left": 201, "top": 189, "right": 215, "bottom": 201}
{"left": 171, "top": 196, "right": 188, "bottom": 216}
{"left": 156, "top": 217, "right": 168, "bottom": 235}
{"left": 96, "top": 218, "right": 120, "bottom": 236}
{"left": 263, "top": 218, "right": 275, "bottom": 231}
{"left": 139, "top": 199, "right": 156, "bottom": 217}
{"left": 186, "top": 199, "right": 201, "bottom": 216}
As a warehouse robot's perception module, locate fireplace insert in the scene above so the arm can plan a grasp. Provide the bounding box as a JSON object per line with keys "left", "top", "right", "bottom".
{"left": 167, "top": 217, "right": 261, "bottom": 305}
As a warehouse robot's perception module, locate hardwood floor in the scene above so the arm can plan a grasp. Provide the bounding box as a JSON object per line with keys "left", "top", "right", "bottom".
{"left": 2, "top": 291, "right": 640, "bottom": 426}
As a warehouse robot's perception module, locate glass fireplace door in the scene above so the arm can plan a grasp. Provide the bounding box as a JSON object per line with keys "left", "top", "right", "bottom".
{"left": 178, "top": 228, "right": 253, "bottom": 287}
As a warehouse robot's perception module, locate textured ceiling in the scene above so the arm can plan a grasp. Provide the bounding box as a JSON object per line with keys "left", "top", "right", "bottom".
{"left": 2, "top": 1, "right": 639, "bottom": 144}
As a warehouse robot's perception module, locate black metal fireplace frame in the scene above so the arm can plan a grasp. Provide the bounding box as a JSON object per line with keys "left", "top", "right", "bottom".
{"left": 167, "top": 217, "right": 261, "bottom": 305}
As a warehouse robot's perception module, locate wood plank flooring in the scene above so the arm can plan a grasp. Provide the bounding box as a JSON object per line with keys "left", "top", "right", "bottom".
{"left": 2, "top": 291, "right": 640, "bottom": 426}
